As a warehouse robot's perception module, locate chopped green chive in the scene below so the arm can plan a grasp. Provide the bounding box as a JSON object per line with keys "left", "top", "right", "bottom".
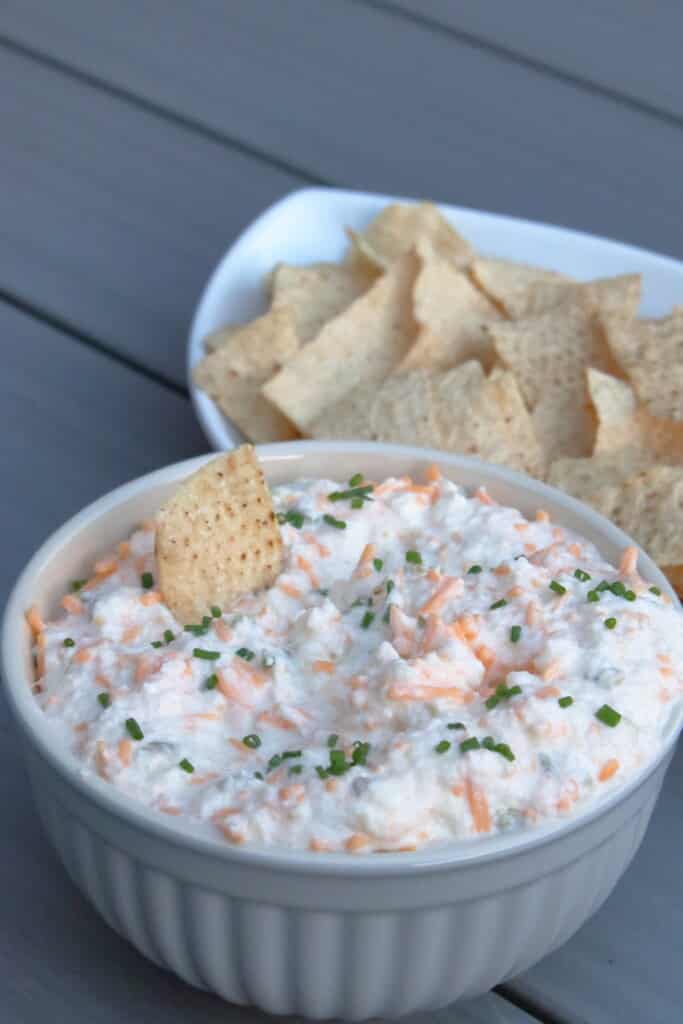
{"left": 434, "top": 740, "right": 451, "bottom": 754}
{"left": 151, "top": 640, "right": 163, "bottom": 648}
{"left": 361, "top": 610, "right": 375, "bottom": 629}
{"left": 495, "top": 742, "right": 515, "bottom": 762}
{"left": 482, "top": 736, "right": 496, "bottom": 750}
{"left": 323, "top": 514, "right": 346, "bottom": 530}
{"left": 350, "top": 497, "right": 363, "bottom": 509}
{"left": 254, "top": 771, "right": 264, "bottom": 781}
{"left": 141, "top": 572, "right": 154, "bottom": 590}
{"left": 460, "top": 737, "right": 481, "bottom": 754}
{"left": 63, "top": 637, "right": 75, "bottom": 648}
{"left": 595, "top": 704, "right": 621, "bottom": 728}
{"left": 485, "top": 682, "right": 522, "bottom": 709}
{"left": 489, "top": 598, "right": 507, "bottom": 610}
{"left": 610, "top": 581, "right": 626, "bottom": 597}
{"left": 289, "top": 764, "right": 303, "bottom": 775}
{"left": 467, "top": 564, "right": 483, "bottom": 574}
{"left": 604, "top": 617, "right": 617, "bottom": 630}
{"left": 510, "top": 625, "right": 522, "bottom": 643}
{"left": 351, "top": 741, "right": 370, "bottom": 766}
{"left": 262, "top": 654, "right": 275, "bottom": 669}
{"left": 205, "top": 673, "right": 218, "bottom": 690}
{"left": 163, "top": 629, "right": 174, "bottom": 644}
{"left": 280, "top": 750, "right": 302, "bottom": 760}
{"left": 558, "top": 696, "right": 573, "bottom": 708}
{"left": 349, "top": 473, "right": 364, "bottom": 487}
{"left": 649, "top": 586, "right": 661, "bottom": 596}
{"left": 405, "top": 550, "right": 422, "bottom": 565}
{"left": 386, "top": 579, "right": 395, "bottom": 594}
{"left": 327, "top": 749, "right": 350, "bottom": 775}
{"left": 242, "top": 734, "right": 261, "bottom": 749}
{"left": 184, "top": 623, "right": 209, "bottom": 636}
{"left": 236, "top": 647, "right": 255, "bottom": 661}
{"left": 193, "top": 648, "right": 220, "bottom": 660}
{"left": 267, "top": 754, "right": 283, "bottom": 772}
{"left": 327, "top": 485, "right": 374, "bottom": 503}
{"left": 125, "top": 718, "right": 144, "bottom": 741}
{"left": 382, "top": 605, "right": 392, "bottom": 624}
{"left": 315, "top": 766, "right": 328, "bottom": 780}
{"left": 70, "top": 579, "right": 86, "bottom": 592}
{"left": 574, "top": 568, "right": 591, "bottom": 582}
{"left": 596, "top": 580, "right": 611, "bottom": 592}
{"left": 97, "top": 692, "right": 111, "bottom": 708}
{"left": 373, "top": 558, "right": 384, "bottom": 572}
{"left": 447, "top": 722, "right": 465, "bottom": 730}
{"left": 624, "top": 590, "right": 636, "bottom": 602}
{"left": 587, "top": 589, "right": 600, "bottom": 603}
{"left": 549, "top": 580, "right": 566, "bottom": 595}
{"left": 327, "top": 733, "right": 339, "bottom": 748}
{"left": 179, "top": 758, "right": 194, "bottom": 774}
{"left": 277, "top": 509, "right": 306, "bottom": 529}
{"left": 211, "top": 606, "right": 222, "bottom": 618}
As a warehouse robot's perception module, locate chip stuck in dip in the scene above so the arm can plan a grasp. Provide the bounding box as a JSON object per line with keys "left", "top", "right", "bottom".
{"left": 28, "top": 451, "right": 683, "bottom": 853}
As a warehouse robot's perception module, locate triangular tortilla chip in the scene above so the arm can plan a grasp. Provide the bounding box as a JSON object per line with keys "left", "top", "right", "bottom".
{"left": 608, "top": 467, "right": 683, "bottom": 567}
{"left": 601, "top": 310, "right": 683, "bottom": 421}
{"left": 370, "top": 370, "right": 439, "bottom": 446}
{"left": 470, "top": 258, "right": 571, "bottom": 318}
{"left": 431, "top": 362, "right": 544, "bottom": 477}
{"left": 471, "top": 259, "right": 640, "bottom": 323}
{"left": 270, "top": 262, "right": 373, "bottom": 345}
{"left": 263, "top": 250, "right": 419, "bottom": 433}
{"left": 548, "top": 451, "right": 649, "bottom": 504}
{"left": 347, "top": 202, "right": 472, "bottom": 271}
{"left": 204, "top": 323, "right": 242, "bottom": 353}
{"left": 588, "top": 369, "right": 683, "bottom": 462}
{"left": 489, "top": 294, "right": 611, "bottom": 462}
{"left": 193, "top": 308, "right": 300, "bottom": 442}
{"left": 156, "top": 447, "right": 283, "bottom": 623}
{"left": 400, "top": 245, "right": 501, "bottom": 371}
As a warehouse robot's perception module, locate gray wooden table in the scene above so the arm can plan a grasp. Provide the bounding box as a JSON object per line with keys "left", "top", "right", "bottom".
{"left": 1, "top": 4, "right": 681, "bottom": 1021}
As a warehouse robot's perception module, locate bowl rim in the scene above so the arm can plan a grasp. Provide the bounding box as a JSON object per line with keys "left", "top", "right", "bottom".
{"left": 3, "top": 439, "right": 682, "bottom": 876}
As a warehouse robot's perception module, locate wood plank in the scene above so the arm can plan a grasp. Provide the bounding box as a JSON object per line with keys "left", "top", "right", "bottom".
{"left": 382, "top": 0, "right": 683, "bottom": 122}
{"left": 0, "top": 46, "right": 304, "bottom": 388}
{"left": 507, "top": 739, "right": 683, "bottom": 1023}
{"left": 0, "top": 302, "right": 206, "bottom": 609}
{"left": 2, "top": 0, "right": 683, "bottom": 265}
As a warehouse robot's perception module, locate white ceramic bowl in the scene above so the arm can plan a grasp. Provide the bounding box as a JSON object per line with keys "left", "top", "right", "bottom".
{"left": 3, "top": 442, "right": 682, "bottom": 1020}
{"left": 187, "top": 187, "right": 683, "bottom": 450}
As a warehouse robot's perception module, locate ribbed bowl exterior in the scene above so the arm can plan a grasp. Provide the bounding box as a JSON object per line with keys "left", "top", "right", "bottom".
{"left": 25, "top": 741, "right": 666, "bottom": 1020}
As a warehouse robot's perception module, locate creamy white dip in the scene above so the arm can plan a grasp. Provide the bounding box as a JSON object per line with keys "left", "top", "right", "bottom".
{"left": 30, "top": 470, "right": 682, "bottom": 853}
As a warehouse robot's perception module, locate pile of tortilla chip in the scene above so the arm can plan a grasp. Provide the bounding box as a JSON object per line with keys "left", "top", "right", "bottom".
{"left": 193, "top": 201, "right": 683, "bottom": 592}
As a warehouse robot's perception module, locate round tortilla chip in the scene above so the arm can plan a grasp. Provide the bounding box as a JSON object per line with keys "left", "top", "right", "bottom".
{"left": 156, "top": 446, "right": 283, "bottom": 624}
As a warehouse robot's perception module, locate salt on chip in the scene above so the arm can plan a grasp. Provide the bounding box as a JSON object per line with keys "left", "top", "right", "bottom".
{"left": 270, "top": 261, "right": 373, "bottom": 345}
{"left": 156, "top": 446, "right": 283, "bottom": 624}
{"left": 429, "top": 362, "right": 544, "bottom": 477}
{"left": 489, "top": 293, "right": 611, "bottom": 462}
{"left": 347, "top": 202, "right": 473, "bottom": 271}
{"left": 400, "top": 244, "right": 501, "bottom": 371}
{"left": 193, "top": 308, "right": 300, "bottom": 443}
{"left": 264, "top": 249, "right": 419, "bottom": 434}
{"left": 588, "top": 368, "right": 683, "bottom": 463}
{"left": 601, "top": 309, "right": 683, "bottom": 421}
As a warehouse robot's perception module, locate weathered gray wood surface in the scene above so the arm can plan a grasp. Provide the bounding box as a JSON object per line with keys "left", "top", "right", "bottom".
{"left": 2, "top": 2, "right": 682, "bottom": 1020}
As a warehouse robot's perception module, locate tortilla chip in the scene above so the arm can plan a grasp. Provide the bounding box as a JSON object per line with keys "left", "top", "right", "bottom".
{"left": 489, "top": 294, "right": 610, "bottom": 462}
{"left": 400, "top": 246, "right": 501, "bottom": 371}
{"left": 470, "top": 258, "right": 571, "bottom": 318}
{"left": 588, "top": 369, "right": 683, "bottom": 463}
{"left": 661, "top": 564, "right": 683, "bottom": 595}
{"left": 270, "top": 262, "right": 373, "bottom": 345}
{"left": 156, "top": 447, "right": 283, "bottom": 623}
{"left": 264, "top": 250, "right": 419, "bottom": 433}
{"left": 204, "top": 323, "right": 242, "bottom": 353}
{"left": 601, "top": 310, "right": 683, "bottom": 421}
{"left": 347, "top": 202, "right": 473, "bottom": 271}
{"left": 608, "top": 467, "right": 683, "bottom": 567}
{"left": 428, "top": 362, "right": 544, "bottom": 477}
{"left": 548, "top": 451, "right": 649, "bottom": 503}
{"left": 471, "top": 260, "right": 640, "bottom": 323}
{"left": 193, "top": 308, "right": 300, "bottom": 442}
{"left": 369, "top": 370, "right": 439, "bottom": 446}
